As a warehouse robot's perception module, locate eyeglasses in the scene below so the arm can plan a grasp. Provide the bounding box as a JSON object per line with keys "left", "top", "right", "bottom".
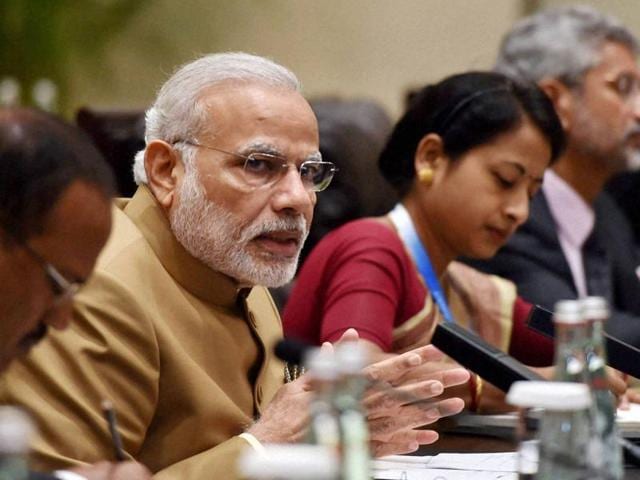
{"left": 606, "top": 72, "right": 640, "bottom": 104}
{"left": 176, "top": 141, "right": 337, "bottom": 192}
{"left": 20, "top": 241, "right": 81, "bottom": 304}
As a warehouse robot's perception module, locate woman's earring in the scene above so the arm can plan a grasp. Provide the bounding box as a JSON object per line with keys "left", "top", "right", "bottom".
{"left": 418, "top": 168, "right": 434, "bottom": 186}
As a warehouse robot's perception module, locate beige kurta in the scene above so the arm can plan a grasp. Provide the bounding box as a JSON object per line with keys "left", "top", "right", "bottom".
{"left": 0, "top": 186, "right": 284, "bottom": 479}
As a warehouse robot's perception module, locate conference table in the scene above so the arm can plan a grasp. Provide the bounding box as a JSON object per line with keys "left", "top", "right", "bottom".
{"left": 411, "top": 420, "right": 640, "bottom": 479}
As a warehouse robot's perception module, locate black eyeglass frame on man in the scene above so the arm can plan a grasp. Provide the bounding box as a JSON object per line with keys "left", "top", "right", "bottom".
{"left": 15, "top": 239, "right": 81, "bottom": 304}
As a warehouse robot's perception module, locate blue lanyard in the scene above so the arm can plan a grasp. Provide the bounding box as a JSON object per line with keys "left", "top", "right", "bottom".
{"left": 388, "top": 203, "right": 455, "bottom": 324}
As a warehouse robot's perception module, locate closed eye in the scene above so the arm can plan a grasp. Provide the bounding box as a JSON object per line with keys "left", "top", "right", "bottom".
{"left": 494, "top": 173, "right": 516, "bottom": 189}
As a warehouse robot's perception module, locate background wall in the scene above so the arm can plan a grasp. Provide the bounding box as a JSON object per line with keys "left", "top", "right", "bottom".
{"left": 4, "top": 0, "right": 640, "bottom": 118}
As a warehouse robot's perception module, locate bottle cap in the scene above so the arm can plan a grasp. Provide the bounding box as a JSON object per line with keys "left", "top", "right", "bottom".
{"left": 553, "top": 299, "right": 583, "bottom": 324}
{"left": 507, "top": 381, "right": 591, "bottom": 411}
{"left": 304, "top": 348, "right": 339, "bottom": 381}
{"left": 238, "top": 444, "right": 339, "bottom": 479}
{"left": 0, "top": 406, "right": 34, "bottom": 454}
{"left": 581, "top": 296, "right": 609, "bottom": 322}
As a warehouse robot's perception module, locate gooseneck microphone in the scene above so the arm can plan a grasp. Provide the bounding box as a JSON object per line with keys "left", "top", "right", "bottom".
{"left": 431, "top": 322, "right": 545, "bottom": 392}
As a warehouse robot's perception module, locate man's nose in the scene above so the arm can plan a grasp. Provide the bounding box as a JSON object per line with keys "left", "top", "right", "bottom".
{"left": 271, "top": 167, "right": 315, "bottom": 214}
{"left": 630, "top": 92, "right": 640, "bottom": 120}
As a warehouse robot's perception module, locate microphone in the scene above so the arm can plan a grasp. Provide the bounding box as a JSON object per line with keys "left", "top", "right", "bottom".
{"left": 526, "top": 305, "right": 640, "bottom": 379}
{"left": 275, "top": 337, "right": 309, "bottom": 365}
{"left": 431, "top": 321, "right": 545, "bottom": 392}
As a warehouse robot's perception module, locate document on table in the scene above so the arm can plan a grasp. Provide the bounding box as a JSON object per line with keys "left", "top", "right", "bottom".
{"left": 373, "top": 452, "right": 519, "bottom": 480}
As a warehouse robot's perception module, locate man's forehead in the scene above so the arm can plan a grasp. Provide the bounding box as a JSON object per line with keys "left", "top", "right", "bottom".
{"left": 196, "top": 81, "right": 319, "bottom": 148}
{"left": 593, "top": 41, "right": 639, "bottom": 73}
{"left": 198, "top": 80, "right": 305, "bottom": 113}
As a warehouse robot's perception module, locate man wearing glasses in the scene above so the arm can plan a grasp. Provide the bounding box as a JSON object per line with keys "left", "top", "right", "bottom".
{"left": 467, "top": 5, "right": 640, "bottom": 357}
{"left": 0, "top": 108, "right": 152, "bottom": 479}
{"left": 1, "top": 53, "right": 468, "bottom": 479}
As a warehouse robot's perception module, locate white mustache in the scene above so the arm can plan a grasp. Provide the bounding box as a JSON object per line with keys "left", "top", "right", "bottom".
{"left": 240, "top": 216, "right": 308, "bottom": 243}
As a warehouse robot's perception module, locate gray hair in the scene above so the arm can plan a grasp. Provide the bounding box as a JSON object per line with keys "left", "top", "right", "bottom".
{"left": 495, "top": 5, "right": 638, "bottom": 87}
{"left": 133, "top": 52, "right": 301, "bottom": 185}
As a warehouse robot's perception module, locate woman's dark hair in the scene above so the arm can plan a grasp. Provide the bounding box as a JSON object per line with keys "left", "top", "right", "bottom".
{"left": 379, "top": 71, "right": 565, "bottom": 196}
{"left": 0, "top": 108, "right": 115, "bottom": 243}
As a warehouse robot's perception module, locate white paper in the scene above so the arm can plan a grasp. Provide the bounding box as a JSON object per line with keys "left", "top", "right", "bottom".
{"left": 373, "top": 452, "right": 519, "bottom": 480}
{"left": 374, "top": 468, "right": 517, "bottom": 480}
{"left": 375, "top": 452, "right": 518, "bottom": 472}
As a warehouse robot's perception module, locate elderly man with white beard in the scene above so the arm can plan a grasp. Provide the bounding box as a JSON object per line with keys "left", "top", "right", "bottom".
{"left": 0, "top": 53, "right": 469, "bottom": 479}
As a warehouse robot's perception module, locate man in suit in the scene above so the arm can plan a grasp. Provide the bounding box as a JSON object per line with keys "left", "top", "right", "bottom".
{"left": 467, "top": 5, "right": 640, "bottom": 353}
{"left": 0, "top": 53, "right": 468, "bottom": 479}
{"left": 0, "top": 108, "right": 151, "bottom": 479}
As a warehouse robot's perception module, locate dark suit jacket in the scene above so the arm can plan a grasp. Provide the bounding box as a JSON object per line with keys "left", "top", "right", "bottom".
{"left": 467, "top": 191, "right": 640, "bottom": 354}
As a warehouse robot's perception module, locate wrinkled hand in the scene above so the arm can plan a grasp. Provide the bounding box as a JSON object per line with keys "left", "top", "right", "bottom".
{"left": 246, "top": 375, "right": 313, "bottom": 443}
{"left": 361, "top": 344, "right": 469, "bottom": 457}
{"left": 616, "top": 373, "right": 640, "bottom": 410}
{"left": 70, "top": 461, "right": 152, "bottom": 480}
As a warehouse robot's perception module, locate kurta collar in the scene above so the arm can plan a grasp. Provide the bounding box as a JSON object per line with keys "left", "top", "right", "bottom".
{"left": 117, "top": 186, "right": 243, "bottom": 308}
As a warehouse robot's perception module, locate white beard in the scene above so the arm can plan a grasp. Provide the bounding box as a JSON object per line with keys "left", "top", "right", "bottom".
{"left": 169, "top": 168, "right": 307, "bottom": 288}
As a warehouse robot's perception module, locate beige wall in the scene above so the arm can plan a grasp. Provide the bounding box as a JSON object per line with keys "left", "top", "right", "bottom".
{"left": 69, "top": 0, "right": 640, "bottom": 118}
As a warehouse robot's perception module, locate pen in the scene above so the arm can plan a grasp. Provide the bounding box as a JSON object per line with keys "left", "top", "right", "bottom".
{"left": 101, "top": 399, "right": 126, "bottom": 461}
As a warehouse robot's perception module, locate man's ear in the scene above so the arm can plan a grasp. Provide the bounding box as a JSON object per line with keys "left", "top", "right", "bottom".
{"left": 414, "top": 133, "right": 447, "bottom": 175}
{"left": 144, "top": 140, "right": 185, "bottom": 210}
{"left": 538, "top": 78, "right": 573, "bottom": 132}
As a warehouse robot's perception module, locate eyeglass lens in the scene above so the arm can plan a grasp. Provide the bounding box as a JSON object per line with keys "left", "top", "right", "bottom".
{"left": 242, "top": 153, "right": 335, "bottom": 191}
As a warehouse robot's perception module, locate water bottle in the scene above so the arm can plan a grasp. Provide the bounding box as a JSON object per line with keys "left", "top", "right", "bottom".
{"left": 305, "top": 348, "right": 340, "bottom": 450}
{"left": 581, "top": 296, "right": 623, "bottom": 479}
{"left": 553, "top": 299, "right": 588, "bottom": 383}
{"left": 0, "top": 406, "right": 33, "bottom": 480}
{"left": 238, "top": 444, "right": 339, "bottom": 480}
{"left": 333, "top": 343, "right": 370, "bottom": 480}
{"left": 506, "top": 381, "right": 541, "bottom": 479}
{"left": 537, "top": 382, "right": 593, "bottom": 479}
{"left": 508, "top": 381, "right": 592, "bottom": 479}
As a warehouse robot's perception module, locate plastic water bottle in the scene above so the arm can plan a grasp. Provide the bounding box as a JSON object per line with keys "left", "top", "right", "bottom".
{"left": 0, "top": 406, "right": 33, "bottom": 480}
{"left": 305, "top": 348, "right": 340, "bottom": 450}
{"left": 553, "top": 299, "right": 588, "bottom": 383}
{"left": 537, "top": 383, "right": 593, "bottom": 479}
{"left": 508, "top": 381, "right": 592, "bottom": 480}
{"left": 506, "top": 381, "right": 541, "bottom": 479}
{"left": 334, "top": 343, "right": 370, "bottom": 480}
{"left": 581, "top": 296, "right": 623, "bottom": 479}
{"left": 238, "top": 444, "right": 339, "bottom": 480}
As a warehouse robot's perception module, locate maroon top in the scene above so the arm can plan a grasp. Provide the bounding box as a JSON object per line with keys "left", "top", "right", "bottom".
{"left": 284, "top": 219, "right": 554, "bottom": 366}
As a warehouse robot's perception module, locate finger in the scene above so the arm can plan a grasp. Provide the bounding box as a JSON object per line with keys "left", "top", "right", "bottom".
{"left": 368, "top": 397, "right": 464, "bottom": 437}
{"left": 628, "top": 390, "right": 640, "bottom": 404}
{"left": 320, "top": 341, "right": 334, "bottom": 354}
{"left": 381, "top": 426, "right": 439, "bottom": 450}
{"left": 335, "top": 328, "right": 360, "bottom": 345}
{"left": 371, "top": 429, "right": 439, "bottom": 457}
{"left": 414, "top": 367, "right": 470, "bottom": 388}
{"left": 363, "top": 379, "right": 444, "bottom": 412}
{"left": 608, "top": 374, "right": 627, "bottom": 397}
{"left": 369, "top": 404, "right": 441, "bottom": 438}
{"left": 363, "top": 345, "right": 444, "bottom": 383}
{"left": 619, "top": 393, "right": 631, "bottom": 410}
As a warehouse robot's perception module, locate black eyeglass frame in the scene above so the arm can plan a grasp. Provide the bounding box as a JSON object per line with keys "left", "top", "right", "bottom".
{"left": 18, "top": 240, "right": 81, "bottom": 304}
